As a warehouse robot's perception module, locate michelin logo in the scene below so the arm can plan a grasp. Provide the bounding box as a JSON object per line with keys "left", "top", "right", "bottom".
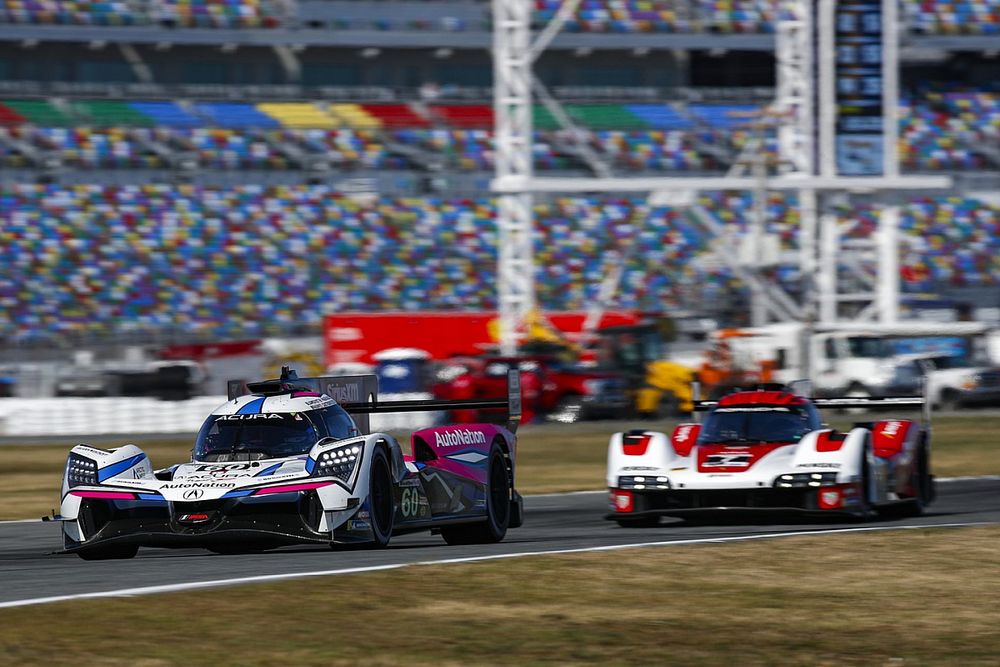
{"left": 435, "top": 429, "right": 487, "bottom": 447}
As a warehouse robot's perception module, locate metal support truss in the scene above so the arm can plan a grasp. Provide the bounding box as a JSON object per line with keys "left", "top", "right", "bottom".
{"left": 491, "top": 0, "right": 948, "bottom": 350}
{"left": 774, "top": 6, "right": 814, "bottom": 178}
{"left": 493, "top": 0, "right": 534, "bottom": 354}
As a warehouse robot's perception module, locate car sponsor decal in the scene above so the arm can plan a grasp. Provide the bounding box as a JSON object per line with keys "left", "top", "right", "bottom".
{"left": 217, "top": 413, "right": 285, "bottom": 421}
{"left": 797, "top": 462, "right": 841, "bottom": 468}
{"left": 702, "top": 453, "right": 752, "bottom": 468}
{"left": 434, "top": 429, "right": 488, "bottom": 447}
{"left": 160, "top": 482, "right": 237, "bottom": 489}
{"left": 305, "top": 397, "right": 336, "bottom": 409}
{"left": 696, "top": 443, "right": 787, "bottom": 473}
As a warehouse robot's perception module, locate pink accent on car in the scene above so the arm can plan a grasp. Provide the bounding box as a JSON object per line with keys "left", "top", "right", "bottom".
{"left": 291, "top": 391, "right": 322, "bottom": 398}
{"left": 70, "top": 490, "right": 137, "bottom": 500}
{"left": 254, "top": 481, "right": 334, "bottom": 495}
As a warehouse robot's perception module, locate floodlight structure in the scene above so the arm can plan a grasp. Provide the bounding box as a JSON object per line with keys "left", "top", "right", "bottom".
{"left": 490, "top": 0, "right": 952, "bottom": 353}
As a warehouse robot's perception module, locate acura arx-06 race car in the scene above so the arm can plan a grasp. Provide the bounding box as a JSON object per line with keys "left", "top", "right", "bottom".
{"left": 53, "top": 367, "right": 524, "bottom": 559}
{"left": 606, "top": 385, "right": 935, "bottom": 526}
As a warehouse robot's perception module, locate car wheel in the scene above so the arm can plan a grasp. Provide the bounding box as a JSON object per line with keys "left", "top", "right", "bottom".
{"left": 904, "top": 440, "right": 933, "bottom": 517}
{"left": 842, "top": 384, "right": 871, "bottom": 415}
{"left": 441, "top": 442, "right": 511, "bottom": 545}
{"left": 546, "top": 396, "right": 584, "bottom": 424}
{"left": 856, "top": 443, "right": 874, "bottom": 520}
{"left": 76, "top": 543, "right": 139, "bottom": 561}
{"left": 368, "top": 446, "right": 394, "bottom": 548}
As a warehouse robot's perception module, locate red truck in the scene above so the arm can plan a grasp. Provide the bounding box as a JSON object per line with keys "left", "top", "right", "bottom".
{"left": 432, "top": 355, "right": 631, "bottom": 424}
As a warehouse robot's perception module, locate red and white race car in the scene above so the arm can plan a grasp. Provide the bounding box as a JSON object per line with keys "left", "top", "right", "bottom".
{"left": 606, "top": 386, "right": 935, "bottom": 526}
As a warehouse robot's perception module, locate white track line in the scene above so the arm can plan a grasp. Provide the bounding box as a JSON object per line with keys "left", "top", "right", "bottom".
{"left": 2, "top": 476, "right": 997, "bottom": 525}
{"left": 0, "top": 521, "right": 991, "bottom": 610}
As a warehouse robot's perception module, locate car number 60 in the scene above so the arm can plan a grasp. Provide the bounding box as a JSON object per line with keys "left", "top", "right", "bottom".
{"left": 400, "top": 488, "right": 420, "bottom": 517}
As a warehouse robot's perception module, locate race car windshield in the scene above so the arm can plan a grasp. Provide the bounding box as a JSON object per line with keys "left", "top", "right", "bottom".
{"left": 194, "top": 414, "right": 320, "bottom": 462}
{"left": 698, "top": 408, "right": 813, "bottom": 444}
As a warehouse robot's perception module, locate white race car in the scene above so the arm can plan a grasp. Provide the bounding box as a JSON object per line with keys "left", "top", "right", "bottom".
{"left": 53, "top": 367, "right": 523, "bottom": 559}
{"left": 606, "top": 385, "right": 935, "bottom": 526}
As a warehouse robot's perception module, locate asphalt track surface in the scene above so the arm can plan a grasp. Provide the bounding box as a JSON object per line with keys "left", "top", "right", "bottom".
{"left": 1, "top": 476, "right": 999, "bottom": 608}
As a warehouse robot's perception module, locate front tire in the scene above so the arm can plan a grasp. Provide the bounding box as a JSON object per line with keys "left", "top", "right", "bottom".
{"left": 368, "top": 446, "right": 394, "bottom": 548}
{"left": 441, "top": 442, "right": 511, "bottom": 545}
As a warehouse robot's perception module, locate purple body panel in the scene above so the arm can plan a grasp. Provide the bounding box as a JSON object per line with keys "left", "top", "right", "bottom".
{"left": 409, "top": 423, "right": 515, "bottom": 484}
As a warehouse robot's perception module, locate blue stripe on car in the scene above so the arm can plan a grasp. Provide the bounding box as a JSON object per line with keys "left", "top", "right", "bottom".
{"left": 221, "top": 489, "right": 255, "bottom": 499}
{"left": 97, "top": 454, "right": 147, "bottom": 482}
{"left": 255, "top": 463, "right": 282, "bottom": 477}
{"left": 137, "top": 493, "right": 166, "bottom": 502}
{"left": 305, "top": 458, "right": 316, "bottom": 474}
{"left": 236, "top": 397, "right": 266, "bottom": 415}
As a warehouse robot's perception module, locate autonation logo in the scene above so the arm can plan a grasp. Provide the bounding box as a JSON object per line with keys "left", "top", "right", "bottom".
{"left": 435, "top": 429, "right": 487, "bottom": 447}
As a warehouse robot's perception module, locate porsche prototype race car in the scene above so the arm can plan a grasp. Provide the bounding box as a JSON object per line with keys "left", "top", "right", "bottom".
{"left": 606, "top": 385, "right": 935, "bottom": 525}
{"left": 52, "top": 367, "right": 523, "bottom": 559}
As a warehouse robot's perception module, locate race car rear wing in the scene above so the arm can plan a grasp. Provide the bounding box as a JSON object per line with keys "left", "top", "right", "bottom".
{"left": 689, "top": 378, "right": 931, "bottom": 425}
{"left": 692, "top": 396, "right": 926, "bottom": 412}
{"left": 228, "top": 367, "right": 522, "bottom": 433}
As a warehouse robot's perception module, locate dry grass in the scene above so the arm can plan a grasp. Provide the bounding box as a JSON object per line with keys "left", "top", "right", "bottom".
{"left": 2, "top": 416, "right": 1000, "bottom": 520}
{"left": 1, "top": 526, "right": 998, "bottom": 666}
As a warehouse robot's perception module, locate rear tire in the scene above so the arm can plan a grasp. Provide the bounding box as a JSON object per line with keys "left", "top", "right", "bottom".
{"left": 441, "top": 443, "right": 511, "bottom": 545}
{"left": 368, "top": 446, "right": 394, "bottom": 548}
{"left": 856, "top": 444, "right": 874, "bottom": 521}
{"left": 904, "top": 441, "right": 932, "bottom": 517}
{"left": 76, "top": 543, "right": 139, "bottom": 560}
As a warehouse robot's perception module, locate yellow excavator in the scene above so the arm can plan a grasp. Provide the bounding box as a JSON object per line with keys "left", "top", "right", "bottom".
{"left": 492, "top": 308, "right": 695, "bottom": 418}
{"left": 591, "top": 320, "right": 695, "bottom": 418}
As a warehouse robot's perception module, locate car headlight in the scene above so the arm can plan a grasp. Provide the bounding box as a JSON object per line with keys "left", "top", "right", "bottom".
{"left": 619, "top": 475, "right": 670, "bottom": 490}
{"left": 66, "top": 454, "right": 98, "bottom": 488}
{"left": 312, "top": 442, "right": 363, "bottom": 482}
{"left": 774, "top": 472, "right": 838, "bottom": 488}
{"left": 960, "top": 374, "right": 979, "bottom": 390}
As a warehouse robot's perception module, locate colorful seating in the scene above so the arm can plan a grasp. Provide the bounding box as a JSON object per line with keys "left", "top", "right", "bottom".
{"left": 257, "top": 103, "right": 340, "bottom": 129}
{"left": 1, "top": 183, "right": 997, "bottom": 341}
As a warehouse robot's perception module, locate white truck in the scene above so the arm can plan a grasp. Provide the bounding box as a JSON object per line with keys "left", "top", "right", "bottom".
{"left": 717, "top": 321, "right": 996, "bottom": 399}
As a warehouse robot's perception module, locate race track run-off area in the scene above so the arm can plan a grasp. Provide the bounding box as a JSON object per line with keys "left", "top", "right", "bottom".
{"left": 1, "top": 477, "right": 999, "bottom": 609}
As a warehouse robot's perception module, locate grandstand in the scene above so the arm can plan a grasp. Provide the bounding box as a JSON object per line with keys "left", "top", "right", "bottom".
{"left": 0, "top": 0, "right": 998, "bottom": 348}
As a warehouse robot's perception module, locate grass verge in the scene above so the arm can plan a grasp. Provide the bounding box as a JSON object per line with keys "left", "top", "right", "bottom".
{"left": 3, "top": 415, "right": 1000, "bottom": 520}
{"left": 1, "top": 526, "right": 998, "bottom": 666}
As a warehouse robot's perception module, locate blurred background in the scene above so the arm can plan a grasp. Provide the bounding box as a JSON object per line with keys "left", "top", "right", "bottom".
{"left": 0, "top": 0, "right": 997, "bottom": 435}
